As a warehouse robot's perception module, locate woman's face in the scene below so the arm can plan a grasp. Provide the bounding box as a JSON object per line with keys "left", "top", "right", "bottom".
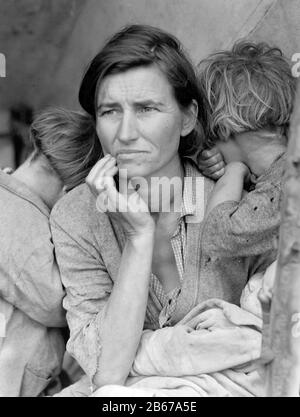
{"left": 95, "top": 65, "right": 196, "bottom": 179}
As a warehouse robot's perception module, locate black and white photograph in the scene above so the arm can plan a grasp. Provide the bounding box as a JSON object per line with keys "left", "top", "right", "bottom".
{"left": 0, "top": 0, "right": 300, "bottom": 400}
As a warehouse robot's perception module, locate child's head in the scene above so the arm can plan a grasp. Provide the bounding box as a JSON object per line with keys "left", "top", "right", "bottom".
{"left": 30, "top": 108, "right": 102, "bottom": 191}
{"left": 198, "top": 40, "right": 296, "bottom": 146}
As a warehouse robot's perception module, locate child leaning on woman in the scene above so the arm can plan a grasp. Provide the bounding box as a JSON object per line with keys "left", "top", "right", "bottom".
{"left": 198, "top": 40, "right": 295, "bottom": 278}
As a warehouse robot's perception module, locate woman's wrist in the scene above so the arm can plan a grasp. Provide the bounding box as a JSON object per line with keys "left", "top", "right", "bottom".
{"left": 127, "top": 228, "right": 155, "bottom": 246}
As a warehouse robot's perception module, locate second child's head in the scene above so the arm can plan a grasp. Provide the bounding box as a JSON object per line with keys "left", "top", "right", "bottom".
{"left": 198, "top": 41, "right": 296, "bottom": 162}
{"left": 30, "top": 108, "right": 102, "bottom": 192}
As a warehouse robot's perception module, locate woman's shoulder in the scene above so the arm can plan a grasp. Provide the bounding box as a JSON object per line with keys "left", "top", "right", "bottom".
{"left": 50, "top": 183, "right": 110, "bottom": 231}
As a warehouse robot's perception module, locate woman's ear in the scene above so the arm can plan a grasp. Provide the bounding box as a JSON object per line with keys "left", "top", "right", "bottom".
{"left": 180, "top": 99, "right": 198, "bottom": 137}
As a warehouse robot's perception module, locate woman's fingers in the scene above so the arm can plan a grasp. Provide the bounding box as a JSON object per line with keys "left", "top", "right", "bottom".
{"left": 104, "top": 179, "right": 121, "bottom": 211}
{"left": 87, "top": 154, "right": 112, "bottom": 182}
{"left": 183, "top": 316, "right": 201, "bottom": 329}
{"left": 95, "top": 180, "right": 120, "bottom": 214}
{"left": 87, "top": 154, "right": 116, "bottom": 184}
{"left": 86, "top": 155, "right": 118, "bottom": 196}
{"left": 196, "top": 319, "right": 212, "bottom": 330}
{"left": 199, "top": 153, "right": 223, "bottom": 168}
{"left": 181, "top": 310, "right": 211, "bottom": 329}
{"left": 203, "top": 167, "right": 225, "bottom": 180}
{"left": 202, "top": 161, "right": 224, "bottom": 174}
{"left": 96, "top": 192, "right": 109, "bottom": 213}
{"left": 198, "top": 147, "right": 223, "bottom": 166}
{"left": 198, "top": 146, "right": 226, "bottom": 181}
{"left": 202, "top": 163, "right": 225, "bottom": 181}
{"left": 94, "top": 165, "right": 118, "bottom": 193}
{"left": 200, "top": 147, "right": 219, "bottom": 158}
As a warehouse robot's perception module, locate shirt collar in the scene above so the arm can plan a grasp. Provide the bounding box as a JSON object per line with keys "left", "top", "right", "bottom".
{"left": 0, "top": 170, "right": 50, "bottom": 217}
{"left": 180, "top": 157, "right": 205, "bottom": 223}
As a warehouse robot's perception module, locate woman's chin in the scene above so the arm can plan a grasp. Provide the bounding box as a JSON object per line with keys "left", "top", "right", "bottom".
{"left": 118, "top": 163, "right": 150, "bottom": 179}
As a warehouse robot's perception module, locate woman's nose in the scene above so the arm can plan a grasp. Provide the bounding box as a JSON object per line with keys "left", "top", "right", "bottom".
{"left": 117, "top": 111, "right": 139, "bottom": 143}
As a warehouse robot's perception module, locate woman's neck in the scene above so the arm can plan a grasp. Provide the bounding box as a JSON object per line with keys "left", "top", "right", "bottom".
{"left": 130, "top": 154, "right": 184, "bottom": 220}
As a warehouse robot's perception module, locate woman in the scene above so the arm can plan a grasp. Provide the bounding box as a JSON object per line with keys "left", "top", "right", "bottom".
{"left": 50, "top": 25, "right": 272, "bottom": 395}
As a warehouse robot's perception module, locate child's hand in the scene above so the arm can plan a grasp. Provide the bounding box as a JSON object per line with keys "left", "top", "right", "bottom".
{"left": 197, "top": 147, "right": 225, "bottom": 180}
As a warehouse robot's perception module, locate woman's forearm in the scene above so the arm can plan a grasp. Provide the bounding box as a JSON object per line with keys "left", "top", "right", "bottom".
{"left": 93, "top": 231, "right": 154, "bottom": 388}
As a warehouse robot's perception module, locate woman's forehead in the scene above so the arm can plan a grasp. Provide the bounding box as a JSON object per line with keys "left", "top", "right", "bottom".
{"left": 97, "top": 65, "right": 174, "bottom": 105}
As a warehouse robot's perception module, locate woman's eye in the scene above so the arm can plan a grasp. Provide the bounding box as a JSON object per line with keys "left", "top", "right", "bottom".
{"left": 101, "top": 109, "right": 118, "bottom": 116}
{"left": 139, "top": 106, "right": 156, "bottom": 113}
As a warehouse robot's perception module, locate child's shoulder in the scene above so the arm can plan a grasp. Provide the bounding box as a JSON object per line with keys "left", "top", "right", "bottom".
{"left": 254, "top": 152, "right": 286, "bottom": 190}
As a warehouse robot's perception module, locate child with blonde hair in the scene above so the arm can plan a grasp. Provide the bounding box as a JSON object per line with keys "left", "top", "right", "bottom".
{"left": 198, "top": 41, "right": 296, "bottom": 264}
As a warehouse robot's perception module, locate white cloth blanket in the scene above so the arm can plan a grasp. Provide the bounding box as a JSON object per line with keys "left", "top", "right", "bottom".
{"left": 93, "top": 297, "right": 266, "bottom": 397}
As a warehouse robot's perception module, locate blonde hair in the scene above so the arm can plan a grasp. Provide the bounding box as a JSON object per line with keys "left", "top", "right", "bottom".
{"left": 198, "top": 40, "right": 296, "bottom": 144}
{"left": 30, "top": 108, "right": 102, "bottom": 191}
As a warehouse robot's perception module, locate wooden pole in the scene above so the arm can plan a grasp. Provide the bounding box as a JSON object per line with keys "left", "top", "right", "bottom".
{"left": 266, "top": 79, "right": 300, "bottom": 396}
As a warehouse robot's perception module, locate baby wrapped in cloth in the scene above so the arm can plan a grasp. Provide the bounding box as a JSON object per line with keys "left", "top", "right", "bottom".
{"left": 92, "top": 263, "right": 271, "bottom": 397}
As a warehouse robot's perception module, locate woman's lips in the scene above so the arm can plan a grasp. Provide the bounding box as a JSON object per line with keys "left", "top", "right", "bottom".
{"left": 116, "top": 151, "right": 147, "bottom": 159}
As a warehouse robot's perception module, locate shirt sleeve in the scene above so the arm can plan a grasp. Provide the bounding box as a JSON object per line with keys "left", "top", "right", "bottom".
{"left": 50, "top": 216, "right": 113, "bottom": 380}
{"left": 0, "top": 239, "right": 66, "bottom": 328}
{"left": 201, "top": 178, "right": 282, "bottom": 258}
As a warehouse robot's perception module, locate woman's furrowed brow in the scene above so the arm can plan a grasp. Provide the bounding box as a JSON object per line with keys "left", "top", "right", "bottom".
{"left": 97, "top": 101, "right": 120, "bottom": 111}
{"left": 97, "top": 99, "right": 164, "bottom": 110}
{"left": 133, "top": 99, "right": 164, "bottom": 107}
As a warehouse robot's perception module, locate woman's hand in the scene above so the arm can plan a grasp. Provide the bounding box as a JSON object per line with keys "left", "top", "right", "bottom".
{"left": 182, "top": 307, "right": 233, "bottom": 331}
{"left": 197, "top": 147, "right": 225, "bottom": 180}
{"left": 194, "top": 308, "right": 233, "bottom": 330}
{"left": 86, "top": 154, "right": 155, "bottom": 239}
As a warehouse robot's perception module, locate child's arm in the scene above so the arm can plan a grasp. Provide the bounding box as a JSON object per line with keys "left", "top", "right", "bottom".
{"left": 201, "top": 157, "right": 285, "bottom": 258}
{"left": 205, "top": 162, "right": 250, "bottom": 217}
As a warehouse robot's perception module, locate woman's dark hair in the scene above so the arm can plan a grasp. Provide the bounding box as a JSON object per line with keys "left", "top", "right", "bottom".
{"left": 79, "top": 24, "right": 208, "bottom": 157}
